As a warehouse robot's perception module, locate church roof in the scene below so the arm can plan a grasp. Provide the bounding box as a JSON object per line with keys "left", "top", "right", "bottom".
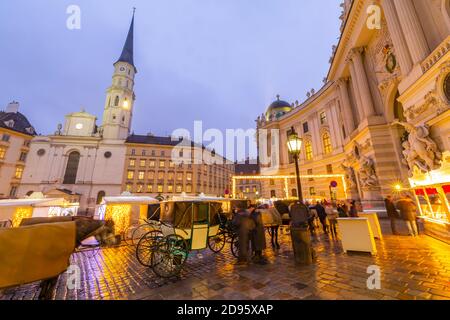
{"left": 0, "top": 111, "right": 36, "bottom": 136}
{"left": 116, "top": 12, "right": 135, "bottom": 68}
{"left": 126, "top": 134, "right": 183, "bottom": 146}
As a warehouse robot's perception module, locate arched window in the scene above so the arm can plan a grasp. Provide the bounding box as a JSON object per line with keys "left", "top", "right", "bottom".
{"left": 114, "top": 96, "right": 120, "bottom": 107}
{"left": 305, "top": 140, "right": 313, "bottom": 160}
{"left": 96, "top": 191, "right": 105, "bottom": 205}
{"left": 393, "top": 91, "right": 406, "bottom": 121}
{"left": 291, "top": 188, "right": 298, "bottom": 197}
{"left": 63, "top": 151, "right": 80, "bottom": 184}
{"left": 323, "top": 132, "right": 332, "bottom": 154}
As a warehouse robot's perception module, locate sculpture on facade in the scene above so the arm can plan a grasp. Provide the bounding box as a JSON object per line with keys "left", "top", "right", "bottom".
{"left": 55, "top": 123, "right": 62, "bottom": 135}
{"left": 341, "top": 163, "right": 357, "bottom": 191}
{"left": 358, "top": 155, "right": 378, "bottom": 188}
{"left": 393, "top": 120, "right": 442, "bottom": 175}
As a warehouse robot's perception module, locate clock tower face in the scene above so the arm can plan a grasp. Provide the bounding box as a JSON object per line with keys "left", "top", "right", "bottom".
{"left": 119, "top": 66, "right": 126, "bottom": 72}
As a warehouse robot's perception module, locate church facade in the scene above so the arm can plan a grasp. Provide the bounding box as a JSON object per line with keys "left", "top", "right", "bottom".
{"left": 17, "top": 15, "right": 139, "bottom": 214}
{"left": 256, "top": 0, "right": 450, "bottom": 216}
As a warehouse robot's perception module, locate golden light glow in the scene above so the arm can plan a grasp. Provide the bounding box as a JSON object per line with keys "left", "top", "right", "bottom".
{"left": 123, "top": 100, "right": 129, "bottom": 110}
{"left": 104, "top": 204, "right": 131, "bottom": 235}
{"left": 394, "top": 184, "right": 402, "bottom": 191}
{"left": 12, "top": 207, "right": 33, "bottom": 227}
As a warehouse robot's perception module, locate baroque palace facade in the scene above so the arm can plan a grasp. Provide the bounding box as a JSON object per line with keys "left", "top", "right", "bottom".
{"left": 257, "top": 0, "right": 450, "bottom": 209}
{"left": 16, "top": 14, "right": 233, "bottom": 214}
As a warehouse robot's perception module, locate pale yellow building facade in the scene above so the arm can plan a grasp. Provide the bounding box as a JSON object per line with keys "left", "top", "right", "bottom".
{"left": 257, "top": 0, "right": 450, "bottom": 210}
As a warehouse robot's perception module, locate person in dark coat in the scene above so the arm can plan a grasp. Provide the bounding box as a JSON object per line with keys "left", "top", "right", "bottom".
{"left": 232, "top": 206, "right": 255, "bottom": 265}
{"left": 289, "top": 202, "right": 315, "bottom": 265}
{"left": 385, "top": 195, "right": 400, "bottom": 235}
{"left": 248, "top": 205, "right": 268, "bottom": 264}
{"left": 396, "top": 195, "right": 419, "bottom": 237}
{"left": 314, "top": 202, "right": 328, "bottom": 234}
{"left": 349, "top": 200, "right": 358, "bottom": 217}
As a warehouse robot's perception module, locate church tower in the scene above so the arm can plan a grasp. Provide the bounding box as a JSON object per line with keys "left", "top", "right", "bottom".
{"left": 102, "top": 11, "right": 137, "bottom": 140}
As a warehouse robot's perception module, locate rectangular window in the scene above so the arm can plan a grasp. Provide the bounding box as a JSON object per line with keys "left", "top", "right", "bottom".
{"left": 9, "top": 186, "right": 18, "bottom": 197}
{"left": 157, "top": 185, "right": 163, "bottom": 193}
{"left": 140, "top": 159, "right": 146, "bottom": 167}
{"left": 142, "top": 150, "right": 146, "bottom": 156}
{"left": 131, "top": 149, "right": 136, "bottom": 156}
{"left": 129, "top": 159, "right": 136, "bottom": 167}
{"left": 303, "top": 122, "right": 309, "bottom": 133}
{"left": 147, "top": 184, "right": 153, "bottom": 193}
{"left": 176, "top": 185, "right": 182, "bottom": 193}
{"left": 168, "top": 172, "right": 174, "bottom": 180}
{"left": 177, "top": 172, "right": 183, "bottom": 181}
{"left": 270, "top": 179, "right": 275, "bottom": 186}
{"left": 309, "top": 187, "right": 316, "bottom": 196}
{"left": 169, "top": 161, "right": 175, "bottom": 168}
{"left": 138, "top": 171, "right": 145, "bottom": 180}
{"left": 186, "top": 172, "right": 192, "bottom": 181}
{"left": 245, "top": 187, "right": 250, "bottom": 193}
{"left": 19, "top": 152, "right": 27, "bottom": 162}
{"left": 158, "top": 171, "right": 164, "bottom": 180}
{"left": 127, "top": 170, "right": 134, "bottom": 180}
{"left": 15, "top": 167, "right": 24, "bottom": 179}
{"left": 136, "top": 184, "right": 144, "bottom": 193}
{"left": 149, "top": 160, "right": 155, "bottom": 168}
{"left": 307, "top": 169, "right": 314, "bottom": 182}
{"left": 186, "top": 185, "right": 192, "bottom": 193}
{"left": 126, "top": 184, "right": 132, "bottom": 192}
{"left": 161, "top": 150, "right": 165, "bottom": 157}
{"left": 148, "top": 171, "right": 155, "bottom": 180}
{"left": 0, "top": 147, "right": 6, "bottom": 159}
{"left": 326, "top": 164, "right": 333, "bottom": 174}
{"left": 2, "top": 134, "right": 10, "bottom": 142}
{"left": 159, "top": 160, "right": 165, "bottom": 168}
{"left": 167, "top": 185, "right": 174, "bottom": 193}
{"left": 319, "top": 111, "right": 327, "bottom": 125}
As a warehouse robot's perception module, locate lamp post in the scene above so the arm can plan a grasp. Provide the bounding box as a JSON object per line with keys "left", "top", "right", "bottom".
{"left": 287, "top": 126, "right": 304, "bottom": 203}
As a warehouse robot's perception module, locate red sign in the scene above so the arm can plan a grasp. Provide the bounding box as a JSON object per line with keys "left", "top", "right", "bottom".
{"left": 426, "top": 188, "right": 438, "bottom": 195}
{"left": 415, "top": 189, "right": 425, "bottom": 196}
{"left": 442, "top": 185, "right": 450, "bottom": 194}
{"left": 224, "top": 189, "right": 230, "bottom": 195}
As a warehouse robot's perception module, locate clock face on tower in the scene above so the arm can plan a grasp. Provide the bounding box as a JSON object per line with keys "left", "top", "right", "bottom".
{"left": 120, "top": 66, "right": 125, "bottom": 72}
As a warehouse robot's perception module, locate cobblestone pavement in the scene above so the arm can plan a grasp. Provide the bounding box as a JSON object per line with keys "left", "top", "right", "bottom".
{"left": 1, "top": 219, "right": 450, "bottom": 300}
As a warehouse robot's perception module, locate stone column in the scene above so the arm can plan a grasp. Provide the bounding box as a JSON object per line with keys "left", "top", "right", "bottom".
{"left": 380, "top": 0, "right": 413, "bottom": 75}
{"left": 336, "top": 78, "right": 356, "bottom": 135}
{"left": 349, "top": 48, "right": 376, "bottom": 118}
{"left": 348, "top": 61, "right": 363, "bottom": 122}
{"left": 393, "top": 0, "right": 430, "bottom": 64}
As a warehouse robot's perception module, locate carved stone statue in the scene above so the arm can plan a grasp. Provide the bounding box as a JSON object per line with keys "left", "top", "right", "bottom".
{"left": 393, "top": 120, "right": 442, "bottom": 175}
{"left": 341, "top": 163, "right": 357, "bottom": 190}
{"left": 55, "top": 123, "right": 62, "bottom": 135}
{"left": 358, "top": 155, "right": 378, "bottom": 188}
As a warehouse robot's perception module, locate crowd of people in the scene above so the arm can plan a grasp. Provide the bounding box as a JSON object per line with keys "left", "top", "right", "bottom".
{"left": 230, "top": 193, "right": 420, "bottom": 267}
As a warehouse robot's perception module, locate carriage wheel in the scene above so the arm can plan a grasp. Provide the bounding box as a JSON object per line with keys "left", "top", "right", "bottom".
{"left": 208, "top": 231, "right": 226, "bottom": 253}
{"left": 152, "top": 234, "right": 188, "bottom": 278}
{"left": 136, "top": 230, "right": 163, "bottom": 267}
{"left": 230, "top": 234, "right": 239, "bottom": 258}
{"left": 130, "top": 224, "right": 158, "bottom": 246}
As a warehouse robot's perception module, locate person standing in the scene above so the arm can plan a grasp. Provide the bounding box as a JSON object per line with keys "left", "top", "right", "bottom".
{"left": 349, "top": 200, "right": 358, "bottom": 218}
{"left": 385, "top": 195, "right": 400, "bottom": 235}
{"left": 325, "top": 202, "right": 338, "bottom": 238}
{"left": 396, "top": 195, "right": 419, "bottom": 237}
{"left": 289, "top": 202, "right": 315, "bottom": 265}
{"left": 337, "top": 202, "right": 348, "bottom": 218}
{"left": 232, "top": 205, "right": 255, "bottom": 265}
{"left": 315, "top": 202, "right": 328, "bottom": 234}
{"left": 248, "top": 205, "right": 268, "bottom": 264}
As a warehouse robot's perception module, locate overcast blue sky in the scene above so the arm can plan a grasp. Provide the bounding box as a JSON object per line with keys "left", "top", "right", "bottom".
{"left": 0, "top": 0, "right": 341, "bottom": 141}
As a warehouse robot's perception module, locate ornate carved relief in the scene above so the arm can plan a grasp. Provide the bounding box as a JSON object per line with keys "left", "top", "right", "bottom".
{"left": 393, "top": 120, "right": 443, "bottom": 176}
{"left": 358, "top": 155, "right": 379, "bottom": 190}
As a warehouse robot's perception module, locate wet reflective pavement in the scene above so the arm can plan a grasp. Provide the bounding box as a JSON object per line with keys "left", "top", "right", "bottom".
{"left": 1, "top": 219, "right": 450, "bottom": 300}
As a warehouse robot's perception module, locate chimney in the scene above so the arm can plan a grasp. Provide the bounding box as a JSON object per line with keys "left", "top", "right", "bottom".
{"left": 6, "top": 101, "right": 19, "bottom": 113}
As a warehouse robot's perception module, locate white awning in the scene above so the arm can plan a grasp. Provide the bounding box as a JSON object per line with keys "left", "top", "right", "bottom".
{"left": 101, "top": 196, "right": 159, "bottom": 205}
{"left": 0, "top": 198, "right": 72, "bottom": 208}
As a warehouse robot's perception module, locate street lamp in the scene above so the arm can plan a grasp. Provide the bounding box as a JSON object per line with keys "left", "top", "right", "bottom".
{"left": 287, "top": 126, "right": 304, "bottom": 203}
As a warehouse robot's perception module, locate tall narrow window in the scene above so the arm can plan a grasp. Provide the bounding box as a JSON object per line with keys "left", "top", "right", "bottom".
{"left": 63, "top": 151, "right": 80, "bottom": 184}
{"left": 114, "top": 96, "right": 120, "bottom": 106}
{"left": 323, "top": 132, "right": 332, "bottom": 154}
{"left": 305, "top": 140, "right": 313, "bottom": 160}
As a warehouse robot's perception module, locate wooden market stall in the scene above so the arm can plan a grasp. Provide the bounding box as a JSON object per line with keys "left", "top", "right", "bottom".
{"left": 409, "top": 155, "right": 450, "bottom": 244}
{"left": 96, "top": 194, "right": 159, "bottom": 234}
{"left": 0, "top": 197, "right": 79, "bottom": 227}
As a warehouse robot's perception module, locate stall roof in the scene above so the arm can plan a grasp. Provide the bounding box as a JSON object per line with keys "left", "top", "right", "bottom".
{"left": 102, "top": 196, "right": 159, "bottom": 205}
{"left": 0, "top": 198, "right": 71, "bottom": 207}
{"left": 170, "top": 195, "right": 230, "bottom": 202}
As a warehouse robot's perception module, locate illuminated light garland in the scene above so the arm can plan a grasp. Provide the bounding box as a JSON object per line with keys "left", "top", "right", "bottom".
{"left": 12, "top": 207, "right": 33, "bottom": 227}
{"left": 104, "top": 204, "right": 132, "bottom": 235}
